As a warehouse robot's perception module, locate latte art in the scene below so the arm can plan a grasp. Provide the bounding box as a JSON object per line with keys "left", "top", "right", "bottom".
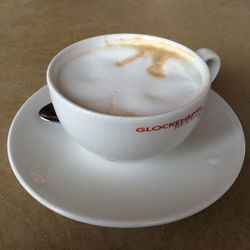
{"left": 56, "top": 38, "right": 203, "bottom": 116}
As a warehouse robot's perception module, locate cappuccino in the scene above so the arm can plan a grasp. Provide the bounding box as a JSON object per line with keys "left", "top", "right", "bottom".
{"left": 56, "top": 37, "right": 203, "bottom": 116}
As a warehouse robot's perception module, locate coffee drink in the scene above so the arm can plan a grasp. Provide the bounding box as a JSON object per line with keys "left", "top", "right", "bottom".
{"left": 56, "top": 37, "right": 203, "bottom": 116}
{"left": 47, "top": 34, "right": 220, "bottom": 161}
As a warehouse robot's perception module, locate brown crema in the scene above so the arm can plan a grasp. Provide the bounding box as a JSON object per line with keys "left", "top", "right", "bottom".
{"left": 109, "top": 37, "right": 194, "bottom": 78}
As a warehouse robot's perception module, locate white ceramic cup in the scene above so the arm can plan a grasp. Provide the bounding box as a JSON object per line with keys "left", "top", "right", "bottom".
{"left": 47, "top": 34, "right": 220, "bottom": 162}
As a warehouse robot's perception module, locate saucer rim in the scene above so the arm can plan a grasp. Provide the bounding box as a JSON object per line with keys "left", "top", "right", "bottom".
{"left": 7, "top": 86, "right": 246, "bottom": 228}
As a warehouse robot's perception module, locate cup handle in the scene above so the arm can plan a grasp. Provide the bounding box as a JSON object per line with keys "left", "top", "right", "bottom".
{"left": 196, "top": 48, "right": 221, "bottom": 83}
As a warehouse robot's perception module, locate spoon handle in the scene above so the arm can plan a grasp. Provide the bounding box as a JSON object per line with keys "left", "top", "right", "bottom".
{"left": 39, "top": 103, "right": 59, "bottom": 122}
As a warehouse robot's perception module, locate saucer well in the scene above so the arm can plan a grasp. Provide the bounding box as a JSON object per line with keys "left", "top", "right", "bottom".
{"left": 7, "top": 86, "right": 245, "bottom": 228}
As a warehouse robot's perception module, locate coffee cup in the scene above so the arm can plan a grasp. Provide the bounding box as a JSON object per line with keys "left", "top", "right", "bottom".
{"left": 47, "top": 34, "right": 220, "bottom": 161}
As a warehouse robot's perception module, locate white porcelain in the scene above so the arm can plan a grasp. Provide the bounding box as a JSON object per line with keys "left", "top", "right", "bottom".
{"left": 8, "top": 86, "right": 245, "bottom": 228}
{"left": 47, "top": 34, "right": 221, "bottom": 161}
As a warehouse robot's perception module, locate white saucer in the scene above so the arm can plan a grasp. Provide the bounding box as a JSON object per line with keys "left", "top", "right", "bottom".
{"left": 7, "top": 86, "right": 245, "bottom": 228}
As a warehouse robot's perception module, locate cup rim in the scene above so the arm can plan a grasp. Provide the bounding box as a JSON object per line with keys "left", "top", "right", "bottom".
{"left": 47, "top": 33, "right": 211, "bottom": 120}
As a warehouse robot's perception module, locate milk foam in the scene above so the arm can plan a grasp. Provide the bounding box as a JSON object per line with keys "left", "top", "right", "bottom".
{"left": 57, "top": 45, "right": 202, "bottom": 116}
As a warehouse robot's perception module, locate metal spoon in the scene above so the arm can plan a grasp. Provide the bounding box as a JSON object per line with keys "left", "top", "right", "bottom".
{"left": 39, "top": 103, "right": 59, "bottom": 122}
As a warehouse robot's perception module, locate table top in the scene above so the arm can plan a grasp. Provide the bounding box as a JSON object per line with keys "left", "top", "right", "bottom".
{"left": 1, "top": 0, "right": 249, "bottom": 249}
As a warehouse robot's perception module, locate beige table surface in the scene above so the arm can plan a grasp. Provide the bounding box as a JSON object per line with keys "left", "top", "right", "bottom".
{"left": 1, "top": 0, "right": 249, "bottom": 249}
